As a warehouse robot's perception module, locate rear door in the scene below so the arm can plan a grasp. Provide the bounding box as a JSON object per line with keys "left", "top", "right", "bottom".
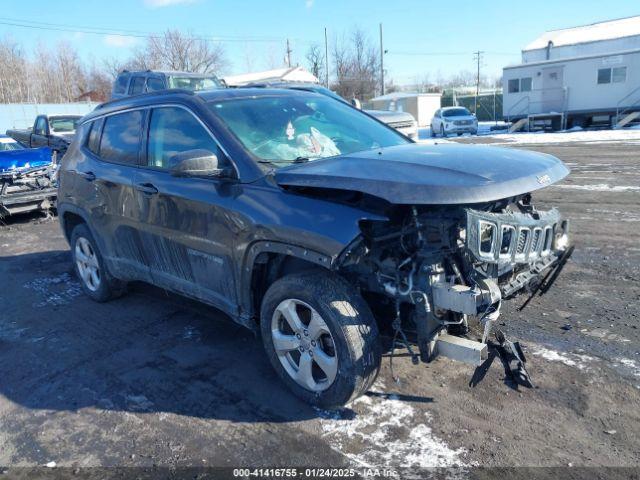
{"left": 132, "top": 105, "right": 239, "bottom": 314}
{"left": 75, "top": 109, "right": 148, "bottom": 280}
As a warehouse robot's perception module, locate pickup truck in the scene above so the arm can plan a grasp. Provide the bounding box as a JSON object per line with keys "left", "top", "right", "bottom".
{"left": 6, "top": 114, "right": 83, "bottom": 157}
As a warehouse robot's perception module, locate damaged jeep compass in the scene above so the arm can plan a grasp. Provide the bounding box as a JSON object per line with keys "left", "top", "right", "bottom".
{"left": 58, "top": 88, "right": 571, "bottom": 408}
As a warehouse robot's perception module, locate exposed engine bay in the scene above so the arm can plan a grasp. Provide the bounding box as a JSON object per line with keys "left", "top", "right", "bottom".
{"left": 338, "top": 193, "right": 571, "bottom": 366}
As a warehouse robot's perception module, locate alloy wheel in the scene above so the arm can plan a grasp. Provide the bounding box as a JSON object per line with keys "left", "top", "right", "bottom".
{"left": 271, "top": 298, "right": 338, "bottom": 392}
{"left": 75, "top": 237, "right": 101, "bottom": 292}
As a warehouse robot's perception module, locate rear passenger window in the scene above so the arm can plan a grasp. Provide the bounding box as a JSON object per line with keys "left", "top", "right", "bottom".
{"left": 146, "top": 77, "right": 165, "bottom": 92}
{"left": 114, "top": 75, "right": 129, "bottom": 94}
{"left": 99, "top": 111, "right": 143, "bottom": 165}
{"left": 129, "top": 77, "right": 146, "bottom": 95}
{"left": 147, "top": 106, "right": 222, "bottom": 169}
{"left": 86, "top": 118, "right": 104, "bottom": 154}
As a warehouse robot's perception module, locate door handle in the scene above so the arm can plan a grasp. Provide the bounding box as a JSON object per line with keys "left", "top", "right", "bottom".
{"left": 78, "top": 171, "right": 96, "bottom": 181}
{"left": 135, "top": 183, "right": 159, "bottom": 195}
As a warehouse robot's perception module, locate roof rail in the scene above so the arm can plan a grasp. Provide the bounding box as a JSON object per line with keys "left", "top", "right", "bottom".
{"left": 94, "top": 88, "right": 197, "bottom": 109}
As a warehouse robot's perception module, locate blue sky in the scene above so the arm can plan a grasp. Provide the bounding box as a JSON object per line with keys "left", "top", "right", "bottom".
{"left": 0, "top": 0, "right": 637, "bottom": 84}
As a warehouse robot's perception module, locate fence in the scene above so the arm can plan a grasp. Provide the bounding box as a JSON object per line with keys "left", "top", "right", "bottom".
{"left": 441, "top": 91, "right": 504, "bottom": 122}
{"left": 0, "top": 103, "right": 99, "bottom": 133}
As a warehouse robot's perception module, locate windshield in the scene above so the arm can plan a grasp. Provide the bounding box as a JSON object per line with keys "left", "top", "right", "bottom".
{"left": 50, "top": 117, "right": 81, "bottom": 132}
{"left": 168, "top": 75, "right": 222, "bottom": 91}
{"left": 208, "top": 94, "right": 409, "bottom": 166}
{"left": 442, "top": 108, "right": 472, "bottom": 118}
{"left": 0, "top": 138, "right": 24, "bottom": 151}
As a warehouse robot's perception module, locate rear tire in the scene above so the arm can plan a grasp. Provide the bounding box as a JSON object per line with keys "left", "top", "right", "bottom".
{"left": 70, "top": 223, "right": 127, "bottom": 302}
{"left": 260, "top": 271, "right": 381, "bottom": 408}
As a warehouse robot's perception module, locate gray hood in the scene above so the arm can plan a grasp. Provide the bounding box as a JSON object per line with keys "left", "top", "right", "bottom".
{"left": 275, "top": 143, "right": 570, "bottom": 205}
{"left": 365, "top": 109, "right": 415, "bottom": 123}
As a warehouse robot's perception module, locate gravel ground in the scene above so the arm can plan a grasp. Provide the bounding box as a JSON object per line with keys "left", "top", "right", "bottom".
{"left": 0, "top": 139, "right": 638, "bottom": 478}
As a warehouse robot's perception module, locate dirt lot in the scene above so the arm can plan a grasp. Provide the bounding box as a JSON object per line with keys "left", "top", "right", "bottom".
{"left": 1, "top": 138, "right": 639, "bottom": 477}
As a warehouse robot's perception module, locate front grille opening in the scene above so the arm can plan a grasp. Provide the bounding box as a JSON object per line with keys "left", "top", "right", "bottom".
{"left": 543, "top": 227, "right": 553, "bottom": 252}
{"left": 516, "top": 228, "right": 530, "bottom": 255}
{"left": 531, "top": 228, "right": 543, "bottom": 255}
{"left": 500, "top": 225, "right": 515, "bottom": 256}
{"left": 479, "top": 221, "right": 496, "bottom": 255}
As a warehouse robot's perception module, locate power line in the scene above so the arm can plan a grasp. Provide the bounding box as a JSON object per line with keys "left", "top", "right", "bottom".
{"left": 0, "top": 17, "right": 316, "bottom": 45}
{"left": 389, "top": 50, "right": 516, "bottom": 57}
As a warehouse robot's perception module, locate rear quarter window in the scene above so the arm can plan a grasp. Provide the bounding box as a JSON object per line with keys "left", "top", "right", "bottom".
{"left": 114, "top": 75, "right": 129, "bottom": 94}
{"left": 98, "top": 111, "right": 144, "bottom": 165}
{"left": 86, "top": 118, "right": 104, "bottom": 155}
{"left": 129, "top": 77, "right": 146, "bottom": 95}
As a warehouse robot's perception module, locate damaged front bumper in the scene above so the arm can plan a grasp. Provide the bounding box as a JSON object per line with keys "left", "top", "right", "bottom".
{"left": 0, "top": 165, "right": 58, "bottom": 217}
{"left": 411, "top": 207, "right": 571, "bottom": 365}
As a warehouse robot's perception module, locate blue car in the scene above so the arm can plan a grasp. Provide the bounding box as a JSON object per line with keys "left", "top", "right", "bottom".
{"left": 0, "top": 135, "right": 57, "bottom": 217}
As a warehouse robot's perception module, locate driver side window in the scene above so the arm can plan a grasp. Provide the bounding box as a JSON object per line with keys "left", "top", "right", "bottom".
{"left": 146, "top": 106, "right": 224, "bottom": 170}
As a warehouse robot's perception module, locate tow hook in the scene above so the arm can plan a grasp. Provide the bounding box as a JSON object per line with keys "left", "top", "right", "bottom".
{"left": 494, "top": 330, "right": 534, "bottom": 388}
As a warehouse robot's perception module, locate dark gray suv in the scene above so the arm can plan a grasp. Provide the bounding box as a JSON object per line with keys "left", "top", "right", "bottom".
{"left": 58, "top": 88, "right": 571, "bottom": 407}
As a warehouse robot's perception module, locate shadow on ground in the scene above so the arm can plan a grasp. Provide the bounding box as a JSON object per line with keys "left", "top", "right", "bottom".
{"left": 0, "top": 249, "right": 341, "bottom": 423}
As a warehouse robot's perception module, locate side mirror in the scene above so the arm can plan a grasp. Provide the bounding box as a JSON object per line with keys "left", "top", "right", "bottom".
{"left": 169, "top": 149, "right": 234, "bottom": 179}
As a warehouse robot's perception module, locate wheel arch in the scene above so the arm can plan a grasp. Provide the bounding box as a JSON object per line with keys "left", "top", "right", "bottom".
{"left": 240, "top": 241, "right": 334, "bottom": 325}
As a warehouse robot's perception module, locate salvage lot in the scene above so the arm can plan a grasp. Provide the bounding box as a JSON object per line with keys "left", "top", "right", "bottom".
{"left": 1, "top": 135, "right": 639, "bottom": 474}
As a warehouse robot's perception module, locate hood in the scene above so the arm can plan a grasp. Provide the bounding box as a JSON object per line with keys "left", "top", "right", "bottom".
{"left": 0, "top": 147, "right": 53, "bottom": 173}
{"left": 366, "top": 110, "right": 415, "bottom": 123}
{"left": 274, "top": 143, "right": 570, "bottom": 205}
{"left": 444, "top": 115, "right": 476, "bottom": 122}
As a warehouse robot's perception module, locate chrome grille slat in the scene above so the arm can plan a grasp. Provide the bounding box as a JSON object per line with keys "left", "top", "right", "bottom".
{"left": 465, "top": 208, "right": 562, "bottom": 264}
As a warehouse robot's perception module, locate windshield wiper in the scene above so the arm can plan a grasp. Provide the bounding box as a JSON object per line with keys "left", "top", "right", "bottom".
{"left": 293, "top": 157, "right": 310, "bottom": 163}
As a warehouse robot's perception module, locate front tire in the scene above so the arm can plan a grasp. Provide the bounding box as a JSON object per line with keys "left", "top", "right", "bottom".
{"left": 260, "top": 271, "right": 381, "bottom": 408}
{"left": 440, "top": 125, "right": 447, "bottom": 137}
{"left": 70, "top": 223, "right": 126, "bottom": 302}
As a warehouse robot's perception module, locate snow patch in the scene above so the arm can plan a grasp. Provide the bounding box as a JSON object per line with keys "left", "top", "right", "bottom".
{"left": 531, "top": 346, "right": 595, "bottom": 370}
{"left": 485, "top": 129, "right": 640, "bottom": 145}
{"left": 616, "top": 358, "right": 640, "bottom": 377}
{"left": 316, "top": 384, "right": 466, "bottom": 470}
{"left": 23, "top": 273, "right": 83, "bottom": 307}
{"left": 552, "top": 184, "right": 640, "bottom": 192}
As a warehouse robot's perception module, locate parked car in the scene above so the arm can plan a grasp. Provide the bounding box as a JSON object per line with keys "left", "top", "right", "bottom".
{"left": 244, "top": 82, "right": 419, "bottom": 140}
{"left": 58, "top": 88, "right": 571, "bottom": 408}
{"left": 6, "top": 114, "right": 82, "bottom": 156}
{"left": 431, "top": 107, "right": 478, "bottom": 137}
{"left": 111, "top": 70, "right": 224, "bottom": 100}
{"left": 0, "top": 135, "right": 56, "bottom": 217}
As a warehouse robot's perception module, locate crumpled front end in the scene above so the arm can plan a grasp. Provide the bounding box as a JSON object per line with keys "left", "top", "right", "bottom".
{"left": 336, "top": 194, "right": 571, "bottom": 366}
{"left": 0, "top": 164, "right": 58, "bottom": 217}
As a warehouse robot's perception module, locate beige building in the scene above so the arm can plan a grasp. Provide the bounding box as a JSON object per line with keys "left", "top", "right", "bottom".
{"left": 368, "top": 92, "right": 442, "bottom": 127}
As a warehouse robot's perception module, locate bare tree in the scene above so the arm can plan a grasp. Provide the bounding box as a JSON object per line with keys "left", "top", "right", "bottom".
{"left": 137, "top": 30, "right": 228, "bottom": 74}
{"left": 330, "top": 28, "right": 380, "bottom": 101}
{"left": 305, "top": 43, "right": 325, "bottom": 82}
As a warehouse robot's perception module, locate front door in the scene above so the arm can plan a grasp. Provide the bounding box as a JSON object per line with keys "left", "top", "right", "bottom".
{"left": 541, "top": 66, "right": 564, "bottom": 112}
{"left": 132, "top": 105, "right": 240, "bottom": 315}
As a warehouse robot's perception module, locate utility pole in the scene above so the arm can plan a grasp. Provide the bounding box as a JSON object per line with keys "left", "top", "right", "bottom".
{"left": 473, "top": 50, "right": 484, "bottom": 115}
{"left": 379, "top": 23, "right": 385, "bottom": 96}
{"left": 324, "top": 27, "right": 329, "bottom": 88}
{"left": 286, "top": 39, "right": 292, "bottom": 68}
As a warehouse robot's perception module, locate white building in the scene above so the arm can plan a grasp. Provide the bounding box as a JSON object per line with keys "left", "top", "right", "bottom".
{"left": 503, "top": 16, "right": 640, "bottom": 129}
{"left": 368, "top": 92, "right": 442, "bottom": 127}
